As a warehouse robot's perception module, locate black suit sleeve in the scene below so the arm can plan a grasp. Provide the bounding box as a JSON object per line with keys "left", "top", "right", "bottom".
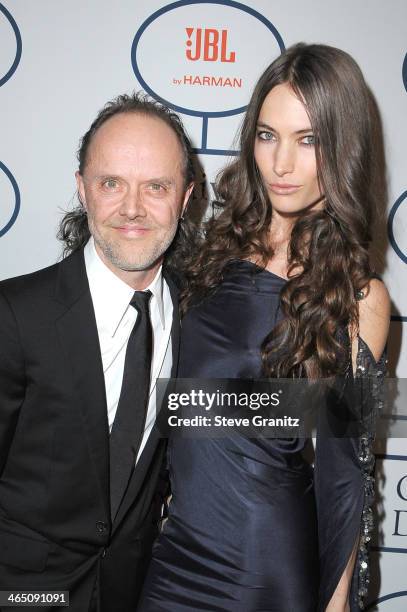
{"left": 0, "top": 289, "right": 26, "bottom": 476}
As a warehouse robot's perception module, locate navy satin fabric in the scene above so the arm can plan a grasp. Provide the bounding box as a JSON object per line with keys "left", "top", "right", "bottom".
{"left": 138, "top": 261, "right": 370, "bottom": 611}
{"left": 138, "top": 261, "right": 320, "bottom": 611}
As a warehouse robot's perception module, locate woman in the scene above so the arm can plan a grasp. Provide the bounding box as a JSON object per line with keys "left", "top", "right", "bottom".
{"left": 138, "top": 44, "right": 390, "bottom": 611}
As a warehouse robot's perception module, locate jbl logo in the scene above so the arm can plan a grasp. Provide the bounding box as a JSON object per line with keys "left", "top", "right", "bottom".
{"left": 185, "top": 28, "right": 236, "bottom": 62}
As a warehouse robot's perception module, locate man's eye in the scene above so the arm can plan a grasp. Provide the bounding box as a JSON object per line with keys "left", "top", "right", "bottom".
{"left": 149, "top": 183, "right": 165, "bottom": 192}
{"left": 103, "top": 179, "right": 119, "bottom": 189}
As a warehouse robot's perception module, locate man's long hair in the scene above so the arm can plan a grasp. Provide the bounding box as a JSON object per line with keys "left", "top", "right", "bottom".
{"left": 180, "top": 43, "right": 386, "bottom": 379}
{"left": 57, "top": 92, "right": 196, "bottom": 278}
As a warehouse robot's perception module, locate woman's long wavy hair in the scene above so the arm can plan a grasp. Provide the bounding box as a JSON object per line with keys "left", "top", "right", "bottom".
{"left": 57, "top": 92, "right": 196, "bottom": 280}
{"left": 181, "top": 43, "right": 385, "bottom": 379}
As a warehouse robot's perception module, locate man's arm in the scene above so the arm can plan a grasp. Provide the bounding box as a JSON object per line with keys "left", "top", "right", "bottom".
{"left": 0, "top": 289, "right": 26, "bottom": 476}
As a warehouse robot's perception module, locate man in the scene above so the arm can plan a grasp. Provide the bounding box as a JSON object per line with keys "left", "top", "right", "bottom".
{"left": 0, "top": 93, "right": 194, "bottom": 611}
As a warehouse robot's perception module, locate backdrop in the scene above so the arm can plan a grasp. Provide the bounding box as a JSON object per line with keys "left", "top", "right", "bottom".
{"left": 0, "top": 1, "right": 406, "bottom": 608}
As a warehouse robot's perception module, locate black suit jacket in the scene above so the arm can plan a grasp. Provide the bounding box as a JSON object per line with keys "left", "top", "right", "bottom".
{"left": 0, "top": 249, "right": 179, "bottom": 612}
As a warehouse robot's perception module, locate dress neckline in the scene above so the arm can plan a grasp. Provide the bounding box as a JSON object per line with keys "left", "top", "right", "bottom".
{"left": 235, "top": 259, "right": 288, "bottom": 283}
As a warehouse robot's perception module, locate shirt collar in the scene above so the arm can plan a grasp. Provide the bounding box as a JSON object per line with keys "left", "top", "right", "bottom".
{"left": 84, "top": 237, "right": 166, "bottom": 337}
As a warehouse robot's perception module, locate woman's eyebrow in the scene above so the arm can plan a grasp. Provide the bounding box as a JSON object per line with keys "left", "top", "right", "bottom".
{"left": 256, "top": 122, "right": 313, "bottom": 135}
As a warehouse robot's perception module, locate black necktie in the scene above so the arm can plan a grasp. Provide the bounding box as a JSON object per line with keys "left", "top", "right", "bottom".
{"left": 109, "top": 290, "right": 153, "bottom": 521}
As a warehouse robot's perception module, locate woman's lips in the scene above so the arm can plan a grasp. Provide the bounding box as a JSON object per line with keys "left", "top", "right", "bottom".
{"left": 269, "top": 183, "right": 301, "bottom": 195}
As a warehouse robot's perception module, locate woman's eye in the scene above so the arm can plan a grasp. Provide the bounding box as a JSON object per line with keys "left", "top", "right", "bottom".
{"left": 301, "top": 135, "right": 315, "bottom": 146}
{"left": 257, "top": 131, "right": 276, "bottom": 141}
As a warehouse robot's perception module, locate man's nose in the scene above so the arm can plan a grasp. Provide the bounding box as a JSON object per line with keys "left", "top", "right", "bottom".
{"left": 119, "top": 187, "right": 146, "bottom": 218}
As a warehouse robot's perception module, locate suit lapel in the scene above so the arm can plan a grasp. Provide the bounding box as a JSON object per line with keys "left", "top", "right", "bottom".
{"left": 54, "top": 250, "right": 110, "bottom": 519}
{"left": 166, "top": 272, "right": 181, "bottom": 379}
{"left": 112, "top": 270, "right": 180, "bottom": 532}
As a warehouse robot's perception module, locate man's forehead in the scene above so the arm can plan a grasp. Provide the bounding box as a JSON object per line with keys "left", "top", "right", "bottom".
{"left": 86, "top": 112, "right": 184, "bottom": 167}
{"left": 93, "top": 112, "right": 178, "bottom": 145}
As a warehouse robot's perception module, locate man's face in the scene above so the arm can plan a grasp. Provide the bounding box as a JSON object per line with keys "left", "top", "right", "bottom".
{"left": 76, "top": 112, "right": 192, "bottom": 284}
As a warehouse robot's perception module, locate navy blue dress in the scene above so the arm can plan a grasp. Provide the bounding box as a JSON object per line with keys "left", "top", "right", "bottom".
{"left": 138, "top": 260, "right": 385, "bottom": 611}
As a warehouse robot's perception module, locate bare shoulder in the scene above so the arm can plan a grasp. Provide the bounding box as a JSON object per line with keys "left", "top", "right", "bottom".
{"left": 358, "top": 278, "right": 391, "bottom": 361}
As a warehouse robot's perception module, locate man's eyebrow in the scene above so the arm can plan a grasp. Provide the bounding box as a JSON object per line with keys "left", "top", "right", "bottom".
{"left": 89, "top": 175, "right": 176, "bottom": 185}
{"left": 93, "top": 174, "right": 121, "bottom": 180}
{"left": 145, "top": 177, "right": 176, "bottom": 186}
{"left": 256, "top": 122, "right": 313, "bottom": 135}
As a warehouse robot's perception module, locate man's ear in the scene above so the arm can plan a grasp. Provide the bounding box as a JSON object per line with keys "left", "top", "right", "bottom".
{"left": 75, "top": 171, "right": 87, "bottom": 209}
{"left": 181, "top": 182, "right": 195, "bottom": 217}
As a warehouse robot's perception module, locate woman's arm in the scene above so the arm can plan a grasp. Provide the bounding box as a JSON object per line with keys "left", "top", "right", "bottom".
{"left": 326, "top": 279, "right": 390, "bottom": 612}
{"left": 351, "top": 278, "right": 390, "bottom": 373}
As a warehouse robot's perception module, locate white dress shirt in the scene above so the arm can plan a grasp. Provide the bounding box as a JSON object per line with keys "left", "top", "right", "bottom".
{"left": 84, "top": 238, "right": 173, "bottom": 462}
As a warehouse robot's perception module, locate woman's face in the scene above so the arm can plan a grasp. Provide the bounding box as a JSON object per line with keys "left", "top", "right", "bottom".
{"left": 254, "top": 83, "right": 323, "bottom": 216}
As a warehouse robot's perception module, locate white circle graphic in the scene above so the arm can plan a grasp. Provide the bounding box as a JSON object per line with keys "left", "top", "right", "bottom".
{"left": 0, "top": 3, "right": 21, "bottom": 87}
{"left": 133, "top": 2, "right": 284, "bottom": 116}
{"left": 389, "top": 192, "right": 407, "bottom": 263}
{"left": 0, "top": 163, "right": 20, "bottom": 237}
{"left": 0, "top": 10, "right": 16, "bottom": 79}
